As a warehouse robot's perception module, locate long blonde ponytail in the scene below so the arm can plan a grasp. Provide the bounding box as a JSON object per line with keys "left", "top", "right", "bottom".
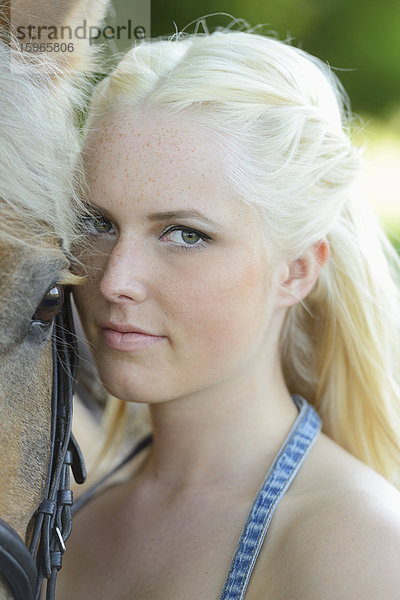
{"left": 282, "top": 194, "right": 400, "bottom": 486}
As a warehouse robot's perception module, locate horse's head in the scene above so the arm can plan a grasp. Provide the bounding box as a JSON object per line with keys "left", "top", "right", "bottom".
{"left": 0, "top": 42, "right": 85, "bottom": 600}
{"left": 0, "top": 214, "right": 75, "bottom": 535}
{"left": 0, "top": 1, "right": 110, "bottom": 596}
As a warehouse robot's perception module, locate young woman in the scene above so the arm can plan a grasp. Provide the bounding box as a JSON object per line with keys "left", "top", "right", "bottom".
{"left": 59, "top": 29, "right": 400, "bottom": 599}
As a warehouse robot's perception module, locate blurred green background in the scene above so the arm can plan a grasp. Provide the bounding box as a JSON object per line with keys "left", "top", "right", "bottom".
{"left": 107, "top": 0, "right": 400, "bottom": 247}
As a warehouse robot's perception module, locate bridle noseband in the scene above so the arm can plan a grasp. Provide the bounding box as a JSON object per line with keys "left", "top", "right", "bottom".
{"left": 0, "top": 289, "right": 86, "bottom": 600}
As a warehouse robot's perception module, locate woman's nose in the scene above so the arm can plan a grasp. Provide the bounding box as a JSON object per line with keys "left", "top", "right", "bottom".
{"left": 99, "top": 241, "right": 147, "bottom": 304}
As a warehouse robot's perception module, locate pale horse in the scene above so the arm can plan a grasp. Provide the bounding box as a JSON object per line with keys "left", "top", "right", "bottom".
{"left": 0, "top": 0, "right": 109, "bottom": 597}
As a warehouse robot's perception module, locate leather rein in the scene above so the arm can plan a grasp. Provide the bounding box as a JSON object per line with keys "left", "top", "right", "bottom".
{"left": 0, "top": 289, "right": 86, "bottom": 600}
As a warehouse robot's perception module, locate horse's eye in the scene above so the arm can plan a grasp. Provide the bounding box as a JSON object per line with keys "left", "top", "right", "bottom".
{"left": 32, "top": 284, "right": 64, "bottom": 325}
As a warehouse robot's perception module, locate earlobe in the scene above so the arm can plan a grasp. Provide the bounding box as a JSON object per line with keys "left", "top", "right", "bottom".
{"left": 278, "top": 238, "right": 330, "bottom": 308}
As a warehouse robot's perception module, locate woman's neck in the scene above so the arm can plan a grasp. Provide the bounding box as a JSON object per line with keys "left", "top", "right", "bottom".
{"left": 143, "top": 355, "right": 298, "bottom": 492}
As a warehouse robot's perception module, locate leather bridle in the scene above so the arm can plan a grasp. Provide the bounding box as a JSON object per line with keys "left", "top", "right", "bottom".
{"left": 0, "top": 289, "right": 86, "bottom": 600}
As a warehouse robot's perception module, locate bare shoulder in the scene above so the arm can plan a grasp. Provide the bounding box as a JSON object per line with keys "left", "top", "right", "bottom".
{"left": 274, "top": 433, "right": 400, "bottom": 599}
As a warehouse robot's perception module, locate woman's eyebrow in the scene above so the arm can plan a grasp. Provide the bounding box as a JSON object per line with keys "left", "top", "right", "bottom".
{"left": 147, "top": 210, "right": 220, "bottom": 228}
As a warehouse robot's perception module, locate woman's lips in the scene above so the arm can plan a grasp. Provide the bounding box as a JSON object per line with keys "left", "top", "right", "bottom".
{"left": 101, "top": 327, "right": 166, "bottom": 352}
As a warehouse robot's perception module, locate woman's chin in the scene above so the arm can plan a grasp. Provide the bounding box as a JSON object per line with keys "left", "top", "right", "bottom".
{"left": 99, "top": 376, "right": 170, "bottom": 405}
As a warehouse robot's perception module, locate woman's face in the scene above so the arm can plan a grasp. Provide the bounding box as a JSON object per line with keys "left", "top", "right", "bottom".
{"left": 75, "top": 112, "right": 286, "bottom": 404}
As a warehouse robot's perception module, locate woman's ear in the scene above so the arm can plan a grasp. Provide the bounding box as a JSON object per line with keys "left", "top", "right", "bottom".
{"left": 277, "top": 238, "right": 330, "bottom": 308}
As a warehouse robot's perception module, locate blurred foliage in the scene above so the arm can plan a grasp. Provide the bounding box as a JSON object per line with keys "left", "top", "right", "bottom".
{"left": 150, "top": 0, "right": 400, "bottom": 118}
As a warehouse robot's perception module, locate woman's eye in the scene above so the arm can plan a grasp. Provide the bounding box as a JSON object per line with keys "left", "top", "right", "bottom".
{"left": 170, "top": 230, "right": 201, "bottom": 245}
{"left": 32, "top": 284, "right": 64, "bottom": 325}
{"left": 85, "top": 215, "right": 115, "bottom": 235}
{"left": 161, "top": 227, "right": 210, "bottom": 249}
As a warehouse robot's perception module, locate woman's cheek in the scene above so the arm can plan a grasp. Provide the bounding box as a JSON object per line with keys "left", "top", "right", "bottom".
{"left": 73, "top": 282, "right": 100, "bottom": 339}
{"left": 168, "top": 255, "right": 271, "bottom": 361}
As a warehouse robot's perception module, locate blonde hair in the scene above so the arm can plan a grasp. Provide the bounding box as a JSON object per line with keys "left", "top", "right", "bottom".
{"left": 84, "top": 29, "right": 400, "bottom": 487}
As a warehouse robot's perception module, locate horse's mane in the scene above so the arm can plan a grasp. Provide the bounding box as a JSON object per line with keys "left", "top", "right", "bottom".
{"left": 0, "top": 35, "right": 91, "bottom": 256}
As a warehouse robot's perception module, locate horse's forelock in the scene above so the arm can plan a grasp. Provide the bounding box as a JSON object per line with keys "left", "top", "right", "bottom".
{"left": 0, "top": 37, "right": 90, "bottom": 254}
